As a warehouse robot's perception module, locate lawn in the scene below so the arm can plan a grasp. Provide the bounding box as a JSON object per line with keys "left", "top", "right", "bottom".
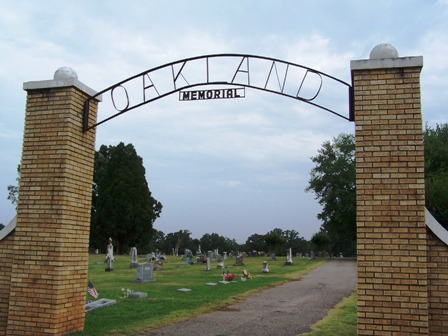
{"left": 72, "top": 254, "right": 325, "bottom": 335}
{"left": 302, "top": 291, "right": 357, "bottom": 336}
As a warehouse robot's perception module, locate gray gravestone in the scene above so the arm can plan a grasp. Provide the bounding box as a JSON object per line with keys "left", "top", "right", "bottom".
{"left": 262, "top": 261, "right": 269, "bottom": 273}
{"left": 128, "top": 292, "right": 147, "bottom": 299}
{"left": 130, "top": 247, "right": 138, "bottom": 268}
{"left": 135, "top": 263, "right": 154, "bottom": 283}
{"left": 235, "top": 255, "right": 244, "bottom": 266}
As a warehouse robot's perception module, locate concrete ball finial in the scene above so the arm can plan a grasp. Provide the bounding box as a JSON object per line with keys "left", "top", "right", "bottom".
{"left": 369, "top": 43, "right": 399, "bottom": 60}
{"left": 54, "top": 67, "right": 78, "bottom": 80}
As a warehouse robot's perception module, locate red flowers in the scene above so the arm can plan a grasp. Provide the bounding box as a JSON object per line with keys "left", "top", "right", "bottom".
{"left": 224, "top": 273, "right": 235, "bottom": 281}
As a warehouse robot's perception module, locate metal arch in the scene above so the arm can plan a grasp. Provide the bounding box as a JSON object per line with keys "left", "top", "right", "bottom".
{"left": 83, "top": 54, "right": 354, "bottom": 132}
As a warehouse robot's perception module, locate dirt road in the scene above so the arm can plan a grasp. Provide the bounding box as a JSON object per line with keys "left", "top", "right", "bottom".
{"left": 142, "top": 259, "right": 356, "bottom": 336}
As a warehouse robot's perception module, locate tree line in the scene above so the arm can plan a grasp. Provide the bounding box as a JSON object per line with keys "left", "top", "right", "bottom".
{"left": 5, "top": 123, "right": 447, "bottom": 258}
{"left": 140, "top": 227, "right": 310, "bottom": 257}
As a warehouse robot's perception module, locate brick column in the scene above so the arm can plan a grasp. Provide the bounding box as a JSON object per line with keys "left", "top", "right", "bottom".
{"left": 6, "top": 68, "right": 99, "bottom": 335}
{"left": 352, "top": 45, "right": 427, "bottom": 335}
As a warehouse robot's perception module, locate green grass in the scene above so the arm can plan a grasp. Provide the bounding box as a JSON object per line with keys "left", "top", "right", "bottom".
{"left": 72, "top": 255, "right": 325, "bottom": 335}
{"left": 302, "top": 291, "right": 357, "bottom": 336}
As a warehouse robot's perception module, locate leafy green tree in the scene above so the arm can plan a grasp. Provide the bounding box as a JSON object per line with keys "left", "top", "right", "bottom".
{"left": 283, "top": 229, "right": 310, "bottom": 254}
{"left": 264, "top": 228, "right": 309, "bottom": 255}
{"left": 311, "top": 231, "right": 331, "bottom": 254}
{"left": 265, "top": 232, "right": 285, "bottom": 255}
{"left": 245, "top": 233, "right": 267, "bottom": 253}
{"left": 424, "top": 123, "right": 448, "bottom": 229}
{"left": 147, "top": 228, "right": 166, "bottom": 252}
{"left": 199, "top": 233, "right": 240, "bottom": 254}
{"left": 90, "top": 142, "right": 162, "bottom": 254}
{"left": 164, "top": 230, "right": 193, "bottom": 255}
{"left": 306, "top": 133, "right": 356, "bottom": 257}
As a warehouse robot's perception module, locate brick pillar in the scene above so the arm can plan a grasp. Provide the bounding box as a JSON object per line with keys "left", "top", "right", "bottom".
{"left": 6, "top": 68, "right": 99, "bottom": 335}
{"left": 351, "top": 45, "right": 428, "bottom": 335}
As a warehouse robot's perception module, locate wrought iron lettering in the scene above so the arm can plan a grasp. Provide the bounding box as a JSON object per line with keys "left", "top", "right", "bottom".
{"left": 83, "top": 54, "right": 353, "bottom": 132}
{"left": 265, "top": 61, "right": 288, "bottom": 93}
{"left": 110, "top": 85, "right": 130, "bottom": 112}
{"left": 296, "top": 70, "right": 323, "bottom": 101}
{"left": 231, "top": 57, "right": 250, "bottom": 85}
{"left": 171, "top": 62, "right": 190, "bottom": 89}
{"left": 179, "top": 88, "right": 245, "bottom": 101}
{"left": 143, "top": 74, "right": 160, "bottom": 102}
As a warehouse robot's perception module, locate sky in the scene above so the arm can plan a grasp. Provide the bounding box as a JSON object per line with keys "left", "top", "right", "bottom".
{"left": 1, "top": 1, "right": 447, "bottom": 244}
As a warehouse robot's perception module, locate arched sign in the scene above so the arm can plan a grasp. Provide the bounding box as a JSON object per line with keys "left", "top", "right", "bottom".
{"left": 83, "top": 54, "right": 354, "bottom": 132}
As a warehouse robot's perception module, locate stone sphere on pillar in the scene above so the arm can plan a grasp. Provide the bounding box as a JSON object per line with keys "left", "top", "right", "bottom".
{"left": 369, "top": 43, "right": 399, "bottom": 59}
{"left": 54, "top": 66, "right": 78, "bottom": 80}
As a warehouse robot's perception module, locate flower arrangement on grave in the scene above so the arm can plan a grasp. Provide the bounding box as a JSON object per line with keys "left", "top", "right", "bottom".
{"left": 121, "top": 288, "right": 134, "bottom": 298}
{"left": 224, "top": 272, "right": 236, "bottom": 281}
{"left": 242, "top": 268, "right": 252, "bottom": 279}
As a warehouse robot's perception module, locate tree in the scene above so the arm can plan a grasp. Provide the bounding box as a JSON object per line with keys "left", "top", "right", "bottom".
{"left": 265, "top": 231, "right": 285, "bottom": 255}
{"left": 148, "top": 229, "right": 166, "bottom": 252}
{"left": 199, "top": 233, "right": 239, "bottom": 254}
{"left": 311, "top": 231, "right": 331, "bottom": 254}
{"left": 424, "top": 123, "right": 448, "bottom": 229}
{"left": 245, "top": 233, "right": 267, "bottom": 253}
{"left": 306, "top": 133, "right": 356, "bottom": 257}
{"left": 90, "top": 142, "right": 162, "bottom": 254}
{"left": 164, "top": 230, "right": 192, "bottom": 255}
{"left": 7, "top": 164, "right": 20, "bottom": 207}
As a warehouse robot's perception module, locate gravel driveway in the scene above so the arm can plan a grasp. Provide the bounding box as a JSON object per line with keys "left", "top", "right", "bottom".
{"left": 141, "top": 259, "right": 356, "bottom": 336}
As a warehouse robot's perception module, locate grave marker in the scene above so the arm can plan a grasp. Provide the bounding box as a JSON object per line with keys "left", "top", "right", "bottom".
{"left": 135, "top": 263, "right": 154, "bottom": 283}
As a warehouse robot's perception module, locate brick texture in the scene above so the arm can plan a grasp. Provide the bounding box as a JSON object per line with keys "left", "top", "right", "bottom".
{"left": 353, "top": 66, "right": 429, "bottom": 335}
{"left": 0, "top": 85, "right": 98, "bottom": 335}
{"left": 427, "top": 230, "right": 448, "bottom": 335}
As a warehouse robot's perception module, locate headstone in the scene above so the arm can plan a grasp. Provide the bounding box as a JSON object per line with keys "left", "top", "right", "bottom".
{"left": 177, "top": 288, "right": 192, "bottom": 292}
{"left": 206, "top": 282, "right": 218, "bottom": 286}
{"left": 270, "top": 253, "right": 277, "bottom": 261}
{"left": 284, "top": 248, "right": 293, "bottom": 265}
{"left": 105, "top": 255, "right": 113, "bottom": 272}
{"left": 128, "top": 292, "right": 148, "bottom": 299}
{"left": 85, "top": 299, "right": 116, "bottom": 313}
{"left": 146, "top": 252, "right": 156, "bottom": 261}
{"left": 223, "top": 252, "right": 227, "bottom": 260}
{"left": 198, "top": 244, "right": 201, "bottom": 254}
{"left": 309, "top": 250, "right": 316, "bottom": 260}
{"left": 105, "top": 237, "right": 114, "bottom": 271}
{"left": 130, "top": 247, "right": 138, "bottom": 268}
{"left": 135, "top": 263, "right": 154, "bottom": 283}
{"left": 262, "top": 261, "right": 269, "bottom": 273}
{"left": 205, "top": 257, "right": 211, "bottom": 271}
{"left": 217, "top": 261, "right": 224, "bottom": 270}
{"left": 154, "top": 259, "right": 164, "bottom": 270}
{"left": 235, "top": 255, "right": 244, "bottom": 266}
{"left": 207, "top": 250, "right": 214, "bottom": 262}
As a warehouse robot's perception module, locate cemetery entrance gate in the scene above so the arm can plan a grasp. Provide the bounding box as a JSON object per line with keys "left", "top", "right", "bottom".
{"left": 0, "top": 45, "right": 448, "bottom": 335}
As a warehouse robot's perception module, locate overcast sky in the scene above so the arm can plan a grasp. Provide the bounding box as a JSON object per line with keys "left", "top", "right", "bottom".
{"left": 1, "top": 1, "right": 447, "bottom": 243}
